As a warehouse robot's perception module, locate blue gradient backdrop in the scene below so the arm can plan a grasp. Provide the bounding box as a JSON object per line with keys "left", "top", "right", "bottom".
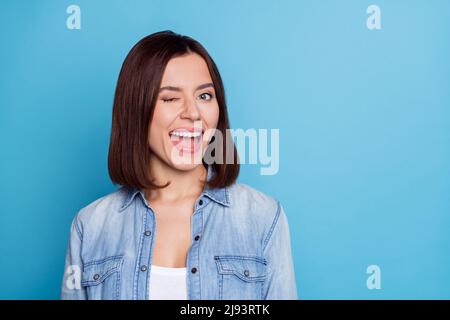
{"left": 1, "top": 0, "right": 449, "bottom": 299}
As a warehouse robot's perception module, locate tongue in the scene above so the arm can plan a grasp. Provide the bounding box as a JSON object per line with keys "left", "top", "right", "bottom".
{"left": 170, "top": 135, "right": 197, "bottom": 150}
{"left": 178, "top": 136, "right": 195, "bottom": 149}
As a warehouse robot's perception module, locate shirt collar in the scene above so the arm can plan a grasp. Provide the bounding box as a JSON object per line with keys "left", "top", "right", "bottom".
{"left": 119, "top": 165, "right": 230, "bottom": 212}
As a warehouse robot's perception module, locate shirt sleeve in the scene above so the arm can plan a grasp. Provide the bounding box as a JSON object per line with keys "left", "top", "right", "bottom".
{"left": 262, "top": 201, "right": 298, "bottom": 300}
{"left": 60, "top": 213, "right": 87, "bottom": 300}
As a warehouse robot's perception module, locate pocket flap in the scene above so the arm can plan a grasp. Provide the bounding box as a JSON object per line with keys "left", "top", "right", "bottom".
{"left": 81, "top": 255, "right": 124, "bottom": 287}
{"left": 214, "top": 255, "right": 267, "bottom": 282}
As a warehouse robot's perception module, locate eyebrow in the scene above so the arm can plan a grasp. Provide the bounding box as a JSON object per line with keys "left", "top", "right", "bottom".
{"left": 159, "top": 83, "right": 214, "bottom": 93}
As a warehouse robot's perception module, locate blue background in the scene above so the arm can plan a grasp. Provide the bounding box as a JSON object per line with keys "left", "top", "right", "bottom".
{"left": 1, "top": 0, "right": 449, "bottom": 299}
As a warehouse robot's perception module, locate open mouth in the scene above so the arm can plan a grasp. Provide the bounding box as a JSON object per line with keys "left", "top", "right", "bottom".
{"left": 169, "top": 130, "right": 203, "bottom": 153}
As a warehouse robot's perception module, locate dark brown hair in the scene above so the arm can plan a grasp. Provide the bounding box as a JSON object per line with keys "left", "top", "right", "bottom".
{"left": 108, "top": 30, "right": 239, "bottom": 190}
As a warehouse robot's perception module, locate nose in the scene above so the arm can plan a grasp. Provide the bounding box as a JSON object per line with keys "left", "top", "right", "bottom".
{"left": 180, "top": 97, "right": 201, "bottom": 121}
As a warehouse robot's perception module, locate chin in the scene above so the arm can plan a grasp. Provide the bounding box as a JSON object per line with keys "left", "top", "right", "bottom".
{"left": 169, "top": 162, "right": 204, "bottom": 172}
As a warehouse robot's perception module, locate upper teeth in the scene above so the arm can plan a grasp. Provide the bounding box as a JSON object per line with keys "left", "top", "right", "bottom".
{"left": 170, "top": 131, "right": 201, "bottom": 138}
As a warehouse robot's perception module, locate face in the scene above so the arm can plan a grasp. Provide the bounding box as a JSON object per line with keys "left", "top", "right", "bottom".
{"left": 148, "top": 53, "right": 220, "bottom": 171}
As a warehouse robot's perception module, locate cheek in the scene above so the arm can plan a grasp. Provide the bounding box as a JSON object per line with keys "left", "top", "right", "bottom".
{"left": 201, "top": 103, "right": 220, "bottom": 127}
{"left": 148, "top": 104, "right": 175, "bottom": 144}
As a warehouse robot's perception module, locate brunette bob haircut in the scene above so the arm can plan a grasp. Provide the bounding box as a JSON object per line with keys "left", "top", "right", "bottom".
{"left": 108, "top": 30, "right": 240, "bottom": 190}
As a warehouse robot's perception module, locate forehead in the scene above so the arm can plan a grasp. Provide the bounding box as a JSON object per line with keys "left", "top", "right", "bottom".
{"left": 160, "top": 53, "right": 212, "bottom": 87}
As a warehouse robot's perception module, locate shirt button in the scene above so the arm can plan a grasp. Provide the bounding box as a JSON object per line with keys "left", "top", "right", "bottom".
{"left": 194, "top": 235, "right": 200, "bottom": 241}
{"left": 191, "top": 267, "right": 197, "bottom": 274}
{"left": 198, "top": 199, "right": 203, "bottom": 206}
{"left": 244, "top": 270, "right": 250, "bottom": 277}
{"left": 144, "top": 230, "right": 151, "bottom": 236}
{"left": 140, "top": 265, "right": 148, "bottom": 272}
{"left": 93, "top": 274, "right": 100, "bottom": 281}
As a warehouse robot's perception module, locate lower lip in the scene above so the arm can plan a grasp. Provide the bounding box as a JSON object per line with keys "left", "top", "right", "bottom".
{"left": 169, "top": 133, "right": 202, "bottom": 154}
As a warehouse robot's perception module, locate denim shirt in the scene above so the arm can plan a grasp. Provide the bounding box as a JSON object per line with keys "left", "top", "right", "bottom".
{"left": 60, "top": 166, "right": 298, "bottom": 300}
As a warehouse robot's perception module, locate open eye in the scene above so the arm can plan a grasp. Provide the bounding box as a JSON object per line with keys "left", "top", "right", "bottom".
{"left": 198, "top": 92, "right": 213, "bottom": 101}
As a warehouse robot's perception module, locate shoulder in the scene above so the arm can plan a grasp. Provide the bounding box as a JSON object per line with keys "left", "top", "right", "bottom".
{"left": 72, "top": 186, "right": 129, "bottom": 231}
{"left": 228, "top": 182, "right": 279, "bottom": 212}
{"left": 225, "top": 182, "right": 291, "bottom": 249}
{"left": 226, "top": 181, "right": 286, "bottom": 227}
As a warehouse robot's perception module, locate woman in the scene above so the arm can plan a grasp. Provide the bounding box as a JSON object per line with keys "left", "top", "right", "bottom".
{"left": 61, "top": 30, "right": 297, "bottom": 300}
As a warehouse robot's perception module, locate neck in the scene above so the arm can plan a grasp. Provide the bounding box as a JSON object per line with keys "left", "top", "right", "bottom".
{"left": 145, "top": 157, "right": 208, "bottom": 203}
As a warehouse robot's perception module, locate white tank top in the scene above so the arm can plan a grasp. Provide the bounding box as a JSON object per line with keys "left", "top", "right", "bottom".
{"left": 148, "top": 265, "right": 187, "bottom": 300}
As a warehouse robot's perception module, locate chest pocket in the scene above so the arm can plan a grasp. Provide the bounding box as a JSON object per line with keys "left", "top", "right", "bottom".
{"left": 81, "top": 255, "right": 124, "bottom": 300}
{"left": 214, "top": 255, "right": 267, "bottom": 300}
